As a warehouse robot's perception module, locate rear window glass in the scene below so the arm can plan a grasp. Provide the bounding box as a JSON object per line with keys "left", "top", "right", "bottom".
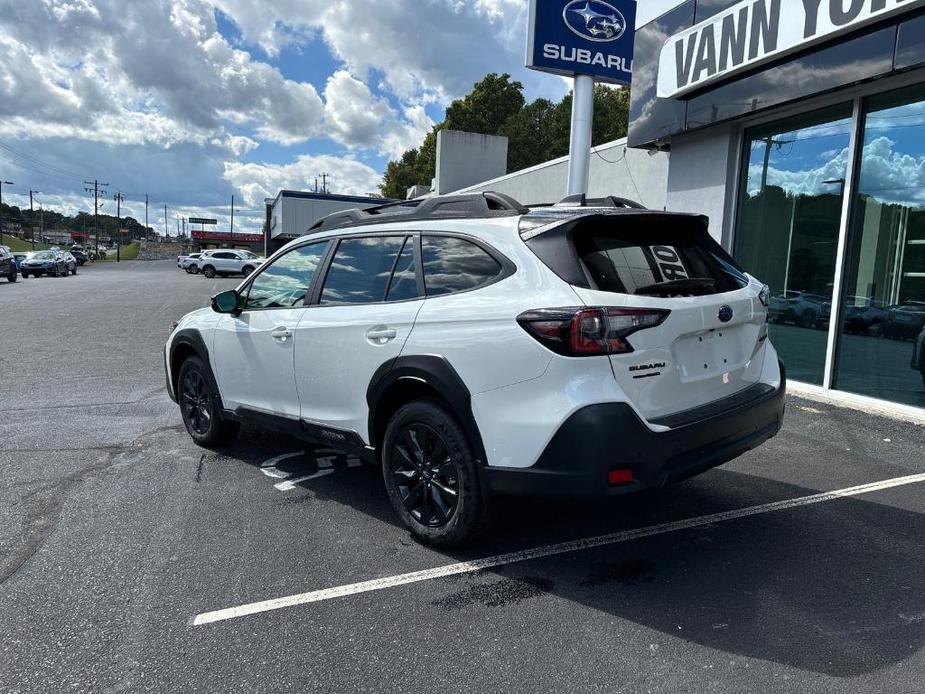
{"left": 320, "top": 236, "right": 405, "bottom": 305}
{"left": 567, "top": 219, "right": 748, "bottom": 296}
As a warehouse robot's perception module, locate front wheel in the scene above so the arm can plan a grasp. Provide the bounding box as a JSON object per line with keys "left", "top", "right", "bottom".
{"left": 177, "top": 356, "right": 240, "bottom": 447}
{"left": 20, "top": 272, "right": 28, "bottom": 279}
{"left": 241, "top": 265, "right": 254, "bottom": 277}
{"left": 382, "top": 399, "right": 492, "bottom": 547}
{"left": 202, "top": 265, "right": 216, "bottom": 279}
{"left": 8, "top": 268, "right": 17, "bottom": 283}
{"left": 71, "top": 266, "right": 77, "bottom": 275}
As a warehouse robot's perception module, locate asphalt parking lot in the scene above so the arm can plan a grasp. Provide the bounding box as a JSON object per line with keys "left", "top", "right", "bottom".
{"left": 2, "top": 260, "right": 924, "bottom": 693}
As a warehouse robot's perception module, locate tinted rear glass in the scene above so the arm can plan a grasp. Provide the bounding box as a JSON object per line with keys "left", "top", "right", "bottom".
{"left": 320, "top": 236, "right": 405, "bottom": 305}
{"left": 530, "top": 215, "right": 748, "bottom": 296}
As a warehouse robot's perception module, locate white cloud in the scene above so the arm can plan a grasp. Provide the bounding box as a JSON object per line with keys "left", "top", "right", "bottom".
{"left": 749, "top": 137, "right": 925, "bottom": 208}
{"left": 223, "top": 154, "right": 383, "bottom": 206}
{"left": 323, "top": 70, "right": 433, "bottom": 158}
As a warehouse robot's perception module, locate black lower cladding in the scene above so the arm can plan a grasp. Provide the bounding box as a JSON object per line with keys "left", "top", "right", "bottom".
{"left": 486, "top": 364, "right": 786, "bottom": 497}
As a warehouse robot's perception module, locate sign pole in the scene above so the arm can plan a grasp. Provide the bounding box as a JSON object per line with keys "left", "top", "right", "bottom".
{"left": 567, "top": 74, "right": 594, "bottom": 196}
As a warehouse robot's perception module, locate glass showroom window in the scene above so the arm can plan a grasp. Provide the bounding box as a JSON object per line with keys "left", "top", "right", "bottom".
{"left": 834, "top": 85, "right": 925, "bottom": 408}
{"left": 735, "top": 105, "right": 853, "bottom": 385}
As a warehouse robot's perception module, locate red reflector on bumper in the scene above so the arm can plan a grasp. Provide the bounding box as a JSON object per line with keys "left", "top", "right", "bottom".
{"left": 608, "top": 468, "right": 633, "bottom": 485}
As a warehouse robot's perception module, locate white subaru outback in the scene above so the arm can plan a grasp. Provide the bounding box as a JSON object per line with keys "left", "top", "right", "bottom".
{"left": 165, "top": 192, "right": 785, "bottom": 546}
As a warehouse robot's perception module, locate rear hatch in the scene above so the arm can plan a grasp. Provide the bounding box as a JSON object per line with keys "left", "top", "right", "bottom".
{"left": 523, "top": 211, "right": 769, "bottom": 421}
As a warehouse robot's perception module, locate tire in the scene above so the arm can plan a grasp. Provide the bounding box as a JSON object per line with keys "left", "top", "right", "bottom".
{"left": 177, "top": 355, "right": 240, "bottom": 448}
{"left": 8, "top": 268, "right": 17, "bottom": 283}
{"left": 800, "top": 310, "right": 815, "bottom": 328}
{"left": 241, "top": 265, "right": 254, "bottom": 277}
{"left": 202, "top": 265, "right": 216, "bottom": 278}
{"left": 382, "top": 398, "right": 493, "bottom": 547}
{"left": 21, "top": 272, "right": 28, "bottom": 279}
{"left": 71, "top": 265, "right": 77, "bottom": 275}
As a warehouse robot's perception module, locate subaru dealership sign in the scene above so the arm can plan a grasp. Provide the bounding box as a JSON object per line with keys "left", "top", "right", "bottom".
{"left": 526, "top": 0, "right": 637, "bottom": 85}
{"left": 658, "top": 0, "right": 925, "bottom": 98}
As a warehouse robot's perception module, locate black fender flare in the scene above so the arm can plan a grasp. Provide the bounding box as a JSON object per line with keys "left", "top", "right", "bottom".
{"left": 167, "top": 328, "right": 217, "bottom": 404}
{"left": 367, "top": 355, "right": 488, "bottom": 467}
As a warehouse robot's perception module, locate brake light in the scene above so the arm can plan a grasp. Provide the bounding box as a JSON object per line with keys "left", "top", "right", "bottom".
{"left": 517, "top": 307, "right": 669, "bottom": 356}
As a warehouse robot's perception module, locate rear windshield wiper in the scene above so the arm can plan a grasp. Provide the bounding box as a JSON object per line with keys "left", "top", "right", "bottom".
{"left": 634, "top": 278, "right": 716, "bottom": 296}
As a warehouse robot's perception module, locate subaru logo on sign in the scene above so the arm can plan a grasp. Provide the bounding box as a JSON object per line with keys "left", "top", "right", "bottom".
{"left": 718, "top": 305, "right": 734, "bottom": 323}
{"left": 562, "top": 1, "right": 626, "bottom": 43}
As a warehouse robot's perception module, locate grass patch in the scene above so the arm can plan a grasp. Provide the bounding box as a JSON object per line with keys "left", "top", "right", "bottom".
{"left": 0, "top": 236, "right": 51, "bottom": 252}
{"left": 102, "top": 242, "right": 140, "bottom": 261}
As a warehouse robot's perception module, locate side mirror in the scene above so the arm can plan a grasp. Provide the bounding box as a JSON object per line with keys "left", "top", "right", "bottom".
{"left": 211, "top": 289, "right": 241, "bottom": 315}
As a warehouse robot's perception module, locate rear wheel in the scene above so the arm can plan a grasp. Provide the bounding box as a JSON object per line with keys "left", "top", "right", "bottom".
{"left": 21, "top": 272, "right": 28, "bottom": 279}
{"left": 242, "top": 265, "right": 254, "bottom": 277}
{"left": 202, "top": 265, "right": 216, "bottom": 278}
{"left": 177, "top": 356, "right": 240, "bottom": 447}
{"left": 382, "top": 398, "right": 492, "bottom": 547}
{"left": 71, "top": 265, "right": 77, "bottom": 275}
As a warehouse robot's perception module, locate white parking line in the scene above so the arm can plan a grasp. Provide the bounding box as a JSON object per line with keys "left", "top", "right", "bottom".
{"left": 191, "top": 472, "right": 925, "bottom": 626}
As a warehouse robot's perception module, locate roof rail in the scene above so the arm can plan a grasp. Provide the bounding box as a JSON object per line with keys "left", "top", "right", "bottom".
{"left": 554, "top": 194, "right": 645, "bottom": 209}
{"left": 307, "top": 191, "right": 529, "bottom": 233}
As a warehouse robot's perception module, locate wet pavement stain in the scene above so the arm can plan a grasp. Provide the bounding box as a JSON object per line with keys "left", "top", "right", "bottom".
{"left": 579, "top": 559, "right": 656, "bottom": 586}
{"left": 432, "top": 576, "right": 555, "bottom": 610}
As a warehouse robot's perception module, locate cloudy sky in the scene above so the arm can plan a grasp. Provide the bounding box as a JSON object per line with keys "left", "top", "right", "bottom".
{"left": 0, "top": 0, "right": 572, "bottom": 235}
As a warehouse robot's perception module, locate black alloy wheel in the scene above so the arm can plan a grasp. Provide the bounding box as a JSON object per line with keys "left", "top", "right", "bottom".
{"left": 181, "top": 367, "right": 212, "bottom": 436}
{"left": 390, "top": 423, "right": 460, "bottom": 528}
{"left": 382, "top": 398, "right": 494, "bottom": 546}
{"left": 176, "top": 356, "right": 240, "bottom": 447}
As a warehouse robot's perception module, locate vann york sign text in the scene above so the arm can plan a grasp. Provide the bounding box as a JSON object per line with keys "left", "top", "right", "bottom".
{"left": 657, "top": 0, "right": 924, "bottom": 98}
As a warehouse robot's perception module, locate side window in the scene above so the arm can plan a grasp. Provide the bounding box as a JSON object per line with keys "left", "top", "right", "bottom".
{"left": 244, "top": 242, "right": 327, "bottom": 310}
{"left": 386, "top": 237, "right": 420, "bottom": 302}
{"left": 320, "top": 237, "right": 405, "bottom": 305}
{"left": 422, "top": 236, "right": 502, "bottom": 297}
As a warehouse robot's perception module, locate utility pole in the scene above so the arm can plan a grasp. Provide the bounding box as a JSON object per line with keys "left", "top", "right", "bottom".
{"left": 314, "top": 177, "right": 319, "bottom": 193}
{"left": 320, "top": 173, "right": 330, "bottom": 194}
{"left": 163, "top": 204, "right": 168, "bottom": 240}
{"left": 84, "top": 179, "right": 108, "bottom": 256}
{"left": 0, "top": 180, "right": 13, "bottom": 245}
{"left": 113, "top": 192, "right": 124, "bottom": 262}
{"left": 230, "top": 195, "right": 234, "bottom": 235}
{"left": 29, "top": 190, "right": 41, "bottom": 250}
{"left": 144, "top": 194, "right": 149, "bottom": 242}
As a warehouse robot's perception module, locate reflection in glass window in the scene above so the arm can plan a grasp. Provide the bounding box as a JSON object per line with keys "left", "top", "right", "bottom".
{"left": 422, "top": 236, "right": 502, "bottom": 297}
{"left": 386, "top": 237, "right": 419, "bottom": 302}
{"left": 735, "top": 105, "right": 853, "bottom": 384}
{"left": 320, "top": 237, "right": 404, "bottom": 305}
{"left": 835, "top": 86, "right": 925, "bottom": 408}
{"left": 245, "top": 242, "right": 327, "bottom": 310}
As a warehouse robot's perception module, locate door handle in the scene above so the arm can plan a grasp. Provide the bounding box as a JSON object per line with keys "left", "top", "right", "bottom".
{"left": 366, "top": 326, "right": 397, "bottom": 343}
{"left": 271, "top": 327, "right": 292, "bottom": 341}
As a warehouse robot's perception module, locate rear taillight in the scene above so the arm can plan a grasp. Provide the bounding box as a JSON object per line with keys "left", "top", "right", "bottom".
{"left": 517, "top": 307, "right": 669, "bottom": 356}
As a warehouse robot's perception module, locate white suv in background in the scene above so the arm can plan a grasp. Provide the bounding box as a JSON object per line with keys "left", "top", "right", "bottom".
{"left": 165, "top": 192, "right": 786, "bottom": 546}
{"left": 197, "top": 249, "right": 264, "bottom": 278}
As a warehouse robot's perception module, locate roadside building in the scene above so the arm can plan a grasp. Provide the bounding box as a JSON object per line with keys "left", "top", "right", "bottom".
{"left": 264, "top": 191, "right": 389, "bottom": 255}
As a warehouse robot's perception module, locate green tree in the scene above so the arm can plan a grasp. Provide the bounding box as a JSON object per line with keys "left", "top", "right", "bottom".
{"left": 379, "top": 75, "right": 631, "bottom": 198}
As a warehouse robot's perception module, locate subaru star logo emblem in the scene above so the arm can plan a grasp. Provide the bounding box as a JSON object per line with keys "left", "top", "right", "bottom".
{"left": 562, "top": 0, "right": 626, "bottom": 43}
{"left": 718, "top": 305, "right": 734, "bottom": 323}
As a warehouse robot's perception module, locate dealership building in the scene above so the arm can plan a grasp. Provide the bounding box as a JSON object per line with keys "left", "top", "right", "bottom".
{"left": 465, "top": 0, "right": 925, "bottom": 419}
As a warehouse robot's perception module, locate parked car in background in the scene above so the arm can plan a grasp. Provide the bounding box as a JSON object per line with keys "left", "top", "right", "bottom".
{"left": 197, "top": 249, "right": 265, "bottom": 278}
{"left": 0, "top": 245, "right": 18, "bottom": 283}
{"left": 883, "top": 301, "right": 925, "bottom": 340}
{"left": 12, "top": 252, "right": 29, "bottom": 270}
{"left": 843, "top": 296, "right": 888, "bottom": 335}
{"left": 768, "top": 290, "right": 832, "bottom": 329}
{"left": 62, "top": 251, "right": 78, "bottom": 275}
{"left": 20, "top": 250, "right": 68, "bottom": 278}
{"left": 182, "top": 253, "right": 203, "bottom": 273}
{"left": 69, "top": 249, "right": 88, "bottom": 266}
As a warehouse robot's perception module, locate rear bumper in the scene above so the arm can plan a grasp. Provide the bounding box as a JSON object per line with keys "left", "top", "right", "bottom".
{"left": 485, "top": 364, "right": 786, "bottom": 497}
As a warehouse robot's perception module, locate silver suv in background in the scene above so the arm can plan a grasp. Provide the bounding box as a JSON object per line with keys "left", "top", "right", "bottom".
{"left": 197, "top": 249, "right": 264, "bottom": 278}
